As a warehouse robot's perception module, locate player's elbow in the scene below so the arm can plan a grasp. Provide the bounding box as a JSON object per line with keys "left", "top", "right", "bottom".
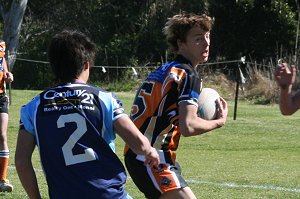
{"left": 15, "top": 151, "right": 31, "bottom": 173}
{"left": 181, "top": 132, "right": 193, "bottom": 137}
{"left": 280, "top": 98, "right": 299, "bottom": 116}
{"left": 179, "top": 117, "right": 213, "bottom": 137}
{"left": 280, "top": 106, "right": 297, "bottom": 116}
{"left": 280, "top": 109, "right": 294, "bottom": 116}
{"left": 179, "top": 123, "right": 195, "bottom": 137}
{"left": 15, "top": 156, "right": 25, "bottom": 173}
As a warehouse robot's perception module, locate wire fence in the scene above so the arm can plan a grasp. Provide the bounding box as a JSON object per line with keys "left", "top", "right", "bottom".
{"left": 8, "top": 56, "right": 287, "bottom": 116}
{"left": 10, "top": 57, "right": 282, "bottom": 97}
{"left": 12, "top": 56, "right": 279, "bottom": 84}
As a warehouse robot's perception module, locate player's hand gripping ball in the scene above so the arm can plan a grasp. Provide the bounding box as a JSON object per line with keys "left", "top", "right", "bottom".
{"left": 197, "top": 88, "right": 220, "bottom": 120}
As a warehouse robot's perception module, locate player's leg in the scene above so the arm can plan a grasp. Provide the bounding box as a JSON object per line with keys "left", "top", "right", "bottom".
{"left": 159, "top": 187, "right": 196, "bottom": 199}
{"left": 151, "top": 163, "right": 196, "bottom": 199}
{"left": 0, "top": 95, "right": 12, "bottom": 192}
{"left": 125, "top": 149, "right": 193, "bottom": 199}
{"left": 125, "top": 150, "right": 161, "bottom": 199}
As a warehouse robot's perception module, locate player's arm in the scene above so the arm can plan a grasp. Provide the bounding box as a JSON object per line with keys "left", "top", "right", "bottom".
{"left": 1, "top": 58, "right": 13, "bottom": 82}
{"left": 114, "top": 115, "right": 160, "bottom": 167}
{"left": 179, "top": 97, "right": 228, "bottom": 137}
{"left": 275, "top": 63, "right": 300, "bottom": 115}
{"left": 15, "top": 129, "right": 42, "bottom": 199}
{"left": 279, "top": 87, "right": 300, "bottom": 115}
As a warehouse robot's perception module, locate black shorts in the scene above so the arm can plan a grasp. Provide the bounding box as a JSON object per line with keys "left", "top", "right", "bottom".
{"left": 0, "top": 94, "right": 9, "bottom": 113}
{"left": 125, "top": 150, "right": 188, "bottom": 199}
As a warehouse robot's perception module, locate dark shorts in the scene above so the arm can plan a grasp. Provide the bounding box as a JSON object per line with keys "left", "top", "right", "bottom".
{"left": 125, "top": 150, "right": 188, "bottom": 199}
{"left": 0, "top": 94, "right": 8, "bottom": 113}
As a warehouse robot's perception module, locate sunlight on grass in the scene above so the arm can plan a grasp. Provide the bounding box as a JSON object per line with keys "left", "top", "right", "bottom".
{"left": 4, "top": 90, "right": 300, "bottom": 199}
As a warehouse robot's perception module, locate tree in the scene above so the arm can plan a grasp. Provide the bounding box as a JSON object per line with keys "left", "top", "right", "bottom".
{"left": 208, "top": 0, "right": 297, "bottom": 61}
{"left": 0, "top": 0, "right": 28, "bottom": 70}
{"left": 1, "top": 0, "right": 298, "bottom": 89}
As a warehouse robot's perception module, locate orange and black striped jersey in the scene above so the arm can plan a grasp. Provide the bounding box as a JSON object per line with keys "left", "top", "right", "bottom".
{"left": 0, "top": 41, "right": 5, "bottom": 94}
{"left": 126, "top": 55, "right": 202, "bottom": 161}
{"left": 0, "top": 58, "right": 6, "bottom": 94}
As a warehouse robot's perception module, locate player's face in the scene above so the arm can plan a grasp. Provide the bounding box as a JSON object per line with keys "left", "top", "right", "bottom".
{"left": 180, "top": 27, "right": 210, "bottom": 66}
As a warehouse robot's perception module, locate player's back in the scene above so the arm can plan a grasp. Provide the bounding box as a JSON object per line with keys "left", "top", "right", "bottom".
{"left": 20, "top": 83, "right": 128, "bottom": 199}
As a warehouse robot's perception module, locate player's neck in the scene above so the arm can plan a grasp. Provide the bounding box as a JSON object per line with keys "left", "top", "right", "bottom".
{"left": 73, "top": 68, "right": 89, "bottom": 84}
{"left": 73, "top": 78, "right": 87, "bottom": 84}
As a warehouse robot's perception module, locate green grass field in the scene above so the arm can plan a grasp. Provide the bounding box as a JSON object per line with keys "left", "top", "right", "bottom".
{"left": 2, "top": 90, "right": 300, "bottom": 198}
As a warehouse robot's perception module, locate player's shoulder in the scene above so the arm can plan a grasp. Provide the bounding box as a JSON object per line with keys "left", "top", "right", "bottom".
{"left": 153, "top": 56, "right": 191, "bottom": 74}
{"left": 21, "top": 93, "right": 41, "bottom": 112}
{"left": 165, "top": 55, "right": 195, "bottom": 73}
{"left": 86, "top": 84, "right": 118, "bottom": 99}
{"left": 85, "top": 84, "right": 122, "bottom": 105}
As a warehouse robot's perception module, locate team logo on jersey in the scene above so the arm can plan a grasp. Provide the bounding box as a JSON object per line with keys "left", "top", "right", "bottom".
{"left": 154, "top": 166, "right": 164, "bottom": 174}
{"left": 43, "top": 89, "right": 94, "bottom": 104}
{"left": 42, "top": 89, "right": 95, "bottom": 112}
{"left": 44, "top": 89, "right": 87, "bottom": 100}
{"left": 160, "top": 176, "right": 172, "bottom": 186}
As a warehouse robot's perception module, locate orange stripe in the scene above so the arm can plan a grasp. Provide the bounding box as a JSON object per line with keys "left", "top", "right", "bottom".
{"left": 150, "top": 164, "right": 180, "bottom": 192}
{"left": 170, "top": 67, "right": 186, "bottom": 82}
{"left": 0, "top": 157, "right": 8, "bottom": 180}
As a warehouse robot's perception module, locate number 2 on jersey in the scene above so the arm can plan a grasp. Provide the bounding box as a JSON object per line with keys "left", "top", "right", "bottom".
{"left": 57, "top": 113, "right": 96, "bottom": 166}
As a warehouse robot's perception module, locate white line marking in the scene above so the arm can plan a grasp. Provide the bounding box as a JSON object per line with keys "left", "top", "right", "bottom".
{"left": 187, "top": 179, "right": 300, "bottom": 193}
{"left": 10, "top": 166, "right": 300, "bottom": 193}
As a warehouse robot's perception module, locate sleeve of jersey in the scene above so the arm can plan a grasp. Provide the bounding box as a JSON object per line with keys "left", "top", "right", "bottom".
{"left": 111, "top": 93, "right": 127, "bottom": 121}
{"left": 173, "top": 66, "right": 200, "bottom": 106}
{"left": 19, "top": 96, "right": 40, "bottom": 137}
{"left": 99, "top": 91, "right": 127, "bottom": 127}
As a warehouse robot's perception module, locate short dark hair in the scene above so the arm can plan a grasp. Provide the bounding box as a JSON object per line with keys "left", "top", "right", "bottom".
{"left": 48, "top": 30, "right": 96, "bottom": 83}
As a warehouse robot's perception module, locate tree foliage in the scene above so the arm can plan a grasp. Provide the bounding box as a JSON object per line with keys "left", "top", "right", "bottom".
{"left": 209, "top": 0, "right": 297, "bottom": 61}
{"left": 0, "top": 0, "right": 298, "bottom": 89}
{"left": 0, "top": 0, "right": 27, "bottom": 70}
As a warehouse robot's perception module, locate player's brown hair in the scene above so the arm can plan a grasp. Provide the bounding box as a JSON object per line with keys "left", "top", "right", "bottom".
{"left": 163, "top": 12, "right": 213, "bottom": 53}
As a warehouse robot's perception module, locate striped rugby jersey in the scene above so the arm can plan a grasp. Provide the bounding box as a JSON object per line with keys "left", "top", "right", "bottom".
{"left": 126, "top": 55, "right": 202, "bottom": 163}
{"left": 0, "top": 58, "right": 5, "bottom": 94}
{"left": 0, "top": 41, "right": 5, "bottom": 94}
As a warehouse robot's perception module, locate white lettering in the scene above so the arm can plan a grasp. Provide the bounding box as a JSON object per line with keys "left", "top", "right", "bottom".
{"left": 44, "top": 89, "right": 87, "bottom": 100}
{"left": 43, "top": 106, "right": 62, "bottom": 112}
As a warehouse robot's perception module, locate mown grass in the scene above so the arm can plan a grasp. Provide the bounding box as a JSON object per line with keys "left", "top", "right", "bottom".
{"left": 2, "top": 89, "right": 300, "bottom": 199}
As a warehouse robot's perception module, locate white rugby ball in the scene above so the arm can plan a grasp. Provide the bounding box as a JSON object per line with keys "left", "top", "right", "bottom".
{"left": 197, "top": 88, "right": 220, "bottom": 120}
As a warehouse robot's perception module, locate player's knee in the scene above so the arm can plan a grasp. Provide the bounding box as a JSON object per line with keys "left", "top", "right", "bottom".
{"left": 0, "top": 134, "right": 7, "bottom": 143}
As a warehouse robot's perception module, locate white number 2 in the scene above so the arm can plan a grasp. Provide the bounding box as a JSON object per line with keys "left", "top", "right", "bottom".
{"left": 57, "top": 113, "right": 96, "bottom": 166}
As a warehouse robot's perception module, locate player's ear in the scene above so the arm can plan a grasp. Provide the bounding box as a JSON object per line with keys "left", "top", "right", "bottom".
{"left": 177, "top": 39, "right": 184, "bottom": 49}
{"left": 83, "top": 61, "right": 90, "bottom": 70}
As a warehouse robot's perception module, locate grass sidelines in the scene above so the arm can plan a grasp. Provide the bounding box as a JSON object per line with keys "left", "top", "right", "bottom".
{"left": 2, "top": 90, "right": 300, "bottom": 198}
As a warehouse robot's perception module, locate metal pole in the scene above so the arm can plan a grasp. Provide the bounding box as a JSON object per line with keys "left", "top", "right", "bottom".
{"left": 233, "top": 64, "right": 240, "bottom": 120}
{"left": 6, "top": 51, "right": 12, "bottom": 105}
{"left": 295, "top": 1, "right": 300, "bottom": 65}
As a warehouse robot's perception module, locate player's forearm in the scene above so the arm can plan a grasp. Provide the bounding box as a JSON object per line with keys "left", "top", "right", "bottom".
{"left": 127, "top": 134, "right": 153, "bottom": 156}
{"left": 114, "top": 115, "right": 153, "bottom": 155}
{"left": 15, "top": 162, "right": 42, "bottom": 199}
{"left": 279, "top": 86, "right": 298, "bottom": 115}
{"left": 180, "top": 117, "right": 224, "bottom": 137}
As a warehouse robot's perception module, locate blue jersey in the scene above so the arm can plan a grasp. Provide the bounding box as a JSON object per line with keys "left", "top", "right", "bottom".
{"left": 20, "top": 82, "right": 130, "bottom": 199}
